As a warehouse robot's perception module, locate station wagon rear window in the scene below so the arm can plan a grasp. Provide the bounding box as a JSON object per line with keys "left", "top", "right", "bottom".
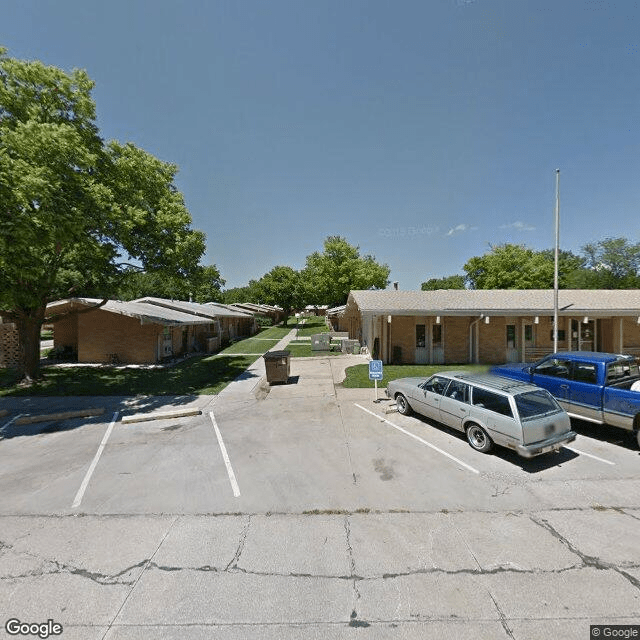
{"left": 514, "top": 390, "right": 563, "bottom": 421}
{"left": 471, "top": 387, "right": 513, "bottom": 418}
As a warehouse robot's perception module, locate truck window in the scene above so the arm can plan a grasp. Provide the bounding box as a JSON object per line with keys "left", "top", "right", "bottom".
{"left": 534, "top": 358, "right": 571, "bottom": 379}
{"left": 571, "top": 362, "right": 597, "bottom": 384}
{"left": 471, "top": 387, "right": 513, "bottom": 418}
{"left": 606, "top": 357, "right": 640, "bottom": 384}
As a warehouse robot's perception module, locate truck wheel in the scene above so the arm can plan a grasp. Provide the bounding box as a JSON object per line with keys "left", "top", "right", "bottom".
{"left": 466, "top": 424, "right": 493, "bottom": 453}
{"left": 636, "top": 430, "right": 640, "bottom": 450}
{"left": 396, "top": 394, "right": 411, "bottom": 416}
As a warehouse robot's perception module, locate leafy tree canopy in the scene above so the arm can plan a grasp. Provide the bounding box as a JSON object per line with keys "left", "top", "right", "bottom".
{"left": 574, "top": 237, "right": 640, "bottom": 289}
{"left": 253, "top": 265, "right": 302, "bottom": 325}
{"left": 0, "top": 49, "right": 205, "bottom": 379}
{"left": 421, "top": 275, "right": 466, "bottom": 290}
{"left": 117, "top": 264, "right": 224, "bottom": 303}
{"left": 463, "top": 243, "right": 555, "bottom": 289}
{"left": 301, "top": 235, "right": 390, "bottom": 306}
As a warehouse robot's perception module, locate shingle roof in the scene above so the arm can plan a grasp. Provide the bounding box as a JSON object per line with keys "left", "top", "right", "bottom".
{"left": 46, "top": 298, "right": 213, "bottom": 326}
{"left": 348, "top": 289, "right": 640, "bottom": 316}
{"left": 136, "top": 297, "right": 252, "bottom": 319}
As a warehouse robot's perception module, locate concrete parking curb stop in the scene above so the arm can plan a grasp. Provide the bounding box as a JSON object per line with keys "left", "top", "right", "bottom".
{"left": 121, "top": 407, "right": 203, "bottom": 424}
{"left": 15, "top": 408, "right": 105, "bottom": 425}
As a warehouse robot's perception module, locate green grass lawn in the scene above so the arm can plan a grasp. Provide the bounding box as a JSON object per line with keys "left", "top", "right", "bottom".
{"left": 341, "top": 363, "right": 490, "bottom": 388}
{"left": 256, "top": 324, "right": 292, "bottom": 339}
{"left": 0, "top": 354, "right": 259, "bottom": 397}
{"left": 221, "top": 338, "right": 280, "bottom": 355}
{"left": 294, "top": 316, "right": 331, "bottom": 337}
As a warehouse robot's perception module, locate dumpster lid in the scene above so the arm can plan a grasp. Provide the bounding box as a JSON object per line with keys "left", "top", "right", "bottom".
{"left": 263, "top": 350, "right": 291, "bottom": 359}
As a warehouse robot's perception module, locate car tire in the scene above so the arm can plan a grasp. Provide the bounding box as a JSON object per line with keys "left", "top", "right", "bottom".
{"left": 396, "top": 394, "right": 411, "bottom": 416}
{"left": 466, "top": 424, "right": 493, "bottom": 453}
{"left": 636, "top": 429, "right": 640, "bottom": 450}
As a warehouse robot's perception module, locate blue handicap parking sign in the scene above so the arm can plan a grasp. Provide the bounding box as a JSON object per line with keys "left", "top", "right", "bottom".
{"left": 369, "top": 360, "right": 384, "bottom": 380}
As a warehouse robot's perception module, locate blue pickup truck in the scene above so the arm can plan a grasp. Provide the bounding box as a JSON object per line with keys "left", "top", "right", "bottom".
{"left": 492, "top": 352, "right": 640, "bottom": 448}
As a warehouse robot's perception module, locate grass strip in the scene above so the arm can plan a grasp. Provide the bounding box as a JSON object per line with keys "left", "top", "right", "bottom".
{"left": 341, "top": 363, "right": 490, "bottom": 388}
{"left": 0, "top": 354, "right": 258, "bottom": 397}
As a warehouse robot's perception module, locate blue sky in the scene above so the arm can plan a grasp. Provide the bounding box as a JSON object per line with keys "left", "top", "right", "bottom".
{"left": 4, "top": 0, "right": 640, "bottom": 290}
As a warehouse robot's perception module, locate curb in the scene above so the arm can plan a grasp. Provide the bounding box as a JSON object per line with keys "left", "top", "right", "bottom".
{"left": 15, "top": 408, "right": 106, "bottom": 425}
{"left": 121, "top": 408, "right": 203, "bottom": 424}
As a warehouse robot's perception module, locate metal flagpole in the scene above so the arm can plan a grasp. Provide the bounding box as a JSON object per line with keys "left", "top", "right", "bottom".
{"left": 553, "top": 169, "right": 560, "bottom": 353}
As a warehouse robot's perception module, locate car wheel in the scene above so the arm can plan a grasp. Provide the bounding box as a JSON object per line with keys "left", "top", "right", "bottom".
{"left": 396, "top": 394, "right": 411, "bottom": 416}
{"left": 466, "top": 424, "right": 493, "bottom": 453}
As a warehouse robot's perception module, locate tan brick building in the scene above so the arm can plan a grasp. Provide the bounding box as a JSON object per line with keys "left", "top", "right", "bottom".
{"left": 47, "top": 298, "right": 236, "bottom": 364}
{"left": 343, "top": 290, "right": 640, "bottom": 365}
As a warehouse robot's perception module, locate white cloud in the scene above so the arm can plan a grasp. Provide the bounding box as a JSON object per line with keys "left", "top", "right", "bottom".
{"left": 500, "top": 221, "right": 536, "bottom": 232}
{"left": 446, "top": 224, "right": 478, "bottom": 236}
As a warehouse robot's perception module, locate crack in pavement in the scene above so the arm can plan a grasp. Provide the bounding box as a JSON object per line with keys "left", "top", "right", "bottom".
{"left": 529, "top": 514, "right": 640, "bottom": 592}
{"left": 225, "top": 514, "right": 251, "bottom": 571}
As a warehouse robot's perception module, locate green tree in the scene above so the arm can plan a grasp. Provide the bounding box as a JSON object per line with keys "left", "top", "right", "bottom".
{"left": 538, "top": 249, "right": 587, "bottom": 289}
{"left": 301, "top": 236, "right": 390, "bottom": 306}
{"left": 421, "top": 275, "right": 466, "bottom": 290}
{"left": 464, "top": 244, "right": 555, "bottom": 289}
{"left": 0, "top": 49, "right": 205, "bottom": 380}
{"left": 254, "top": 266, "right": 302, "bottom": 325}
{"left": 222, "top": 281, "right": 263, "bottom": 304}
{"left": 118, "top": 264, "right": 224, "bottom": 302}
{"left": 575, "top": 237, "right": 640, "bottom": 289}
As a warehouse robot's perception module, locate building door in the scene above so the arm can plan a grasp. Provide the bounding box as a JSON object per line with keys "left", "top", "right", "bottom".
{"left": 506, "top": 323, "right": 518, "bottom": 362}
{"left": 571, "top": 319, "right": 595, "bottom": 351}
{"left": 161, "top": 327, "right": 173, "bottom": 358}
{"left": 432, "top": 323, "right": 444, "bottom": 364}
{"left": 415, "top": 323, "right": 428, "bottom": 364}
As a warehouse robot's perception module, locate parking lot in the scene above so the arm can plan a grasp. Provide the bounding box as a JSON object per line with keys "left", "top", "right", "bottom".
{"left": 1, "top": 355, "right": 640, "bottom": 639}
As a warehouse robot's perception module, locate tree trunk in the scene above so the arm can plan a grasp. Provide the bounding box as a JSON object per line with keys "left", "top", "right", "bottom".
{"left": 15, "top": 307, "right": 45, "bottom": 381}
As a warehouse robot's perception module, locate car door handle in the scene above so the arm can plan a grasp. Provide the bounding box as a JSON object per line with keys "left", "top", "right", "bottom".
{"left": 560, "top": 384, "right": 569, "bottom": 389}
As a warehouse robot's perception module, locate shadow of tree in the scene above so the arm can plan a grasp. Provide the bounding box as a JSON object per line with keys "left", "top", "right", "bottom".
{"left": 0, "top": 355, "right": 259, "bottom": 399}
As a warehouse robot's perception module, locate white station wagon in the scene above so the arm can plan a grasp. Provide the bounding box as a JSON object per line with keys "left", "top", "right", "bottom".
{"left": 386, "top": 372, "right": 576, "bottom": 457}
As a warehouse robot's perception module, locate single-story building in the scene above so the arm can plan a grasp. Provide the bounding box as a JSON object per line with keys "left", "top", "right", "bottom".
{"left": 48, "top": 298, "right": 219, "bottom": 364}
{"left": 326, "top": 305, "right": 347, "bottom": 332}
{"left": 343, "top": 289, "right": 640, "bottom": 365}
{"left": 136, "top": 298, "right": 257, "bottom": 347}
{"left": 304, "top": 305, "right": 330, "bottom": 316}
{"left": 229, "top": 303, "right": 284, "bottom": 324}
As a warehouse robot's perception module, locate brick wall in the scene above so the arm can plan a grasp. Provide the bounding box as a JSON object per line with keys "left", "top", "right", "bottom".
{"left": 53, "top": 315, "right": 78, "bottom": 350}
{"left": 78, "top": 309, "right": 160, "bottom": 363}
{"left": 389, "top": 316, "right": 415, "bottom": 364}
{"left": 443, "top": 317, "right": 470, "bottom": 363}
{"left": 623, "top": 317, "right": 640, "bottom": 349}
{"left": 0, "top": 323, "right": 20, "bottom": 367}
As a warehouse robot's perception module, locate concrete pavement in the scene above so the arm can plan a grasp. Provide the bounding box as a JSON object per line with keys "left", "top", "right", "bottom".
{"left": 1, "top": 339, "right": 640, "bottom": 638}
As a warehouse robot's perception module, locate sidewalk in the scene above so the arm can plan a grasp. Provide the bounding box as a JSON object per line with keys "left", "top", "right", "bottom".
{"left": 216, "top": 327, "right": 298, "bottom": 401}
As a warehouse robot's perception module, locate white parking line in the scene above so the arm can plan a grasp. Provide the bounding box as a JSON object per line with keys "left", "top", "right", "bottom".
{"left": 355, "top": 403, "right": 480, "bottom": 474}
{"left": 563, "top": 445, "right": 616, "bottom": 465}
{"left": 72, "top": 411, "right": 119, "bottom": 509}
{"left": 209, "top": 411, "right": 241, "bottom": 497}
{"left": 0, "top": 413, "right": 23, "bottom": 435}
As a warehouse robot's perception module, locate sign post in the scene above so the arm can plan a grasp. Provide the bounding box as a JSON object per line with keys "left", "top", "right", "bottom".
{"left": 368, "top": 360, "right": 384, "bottom": 403}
